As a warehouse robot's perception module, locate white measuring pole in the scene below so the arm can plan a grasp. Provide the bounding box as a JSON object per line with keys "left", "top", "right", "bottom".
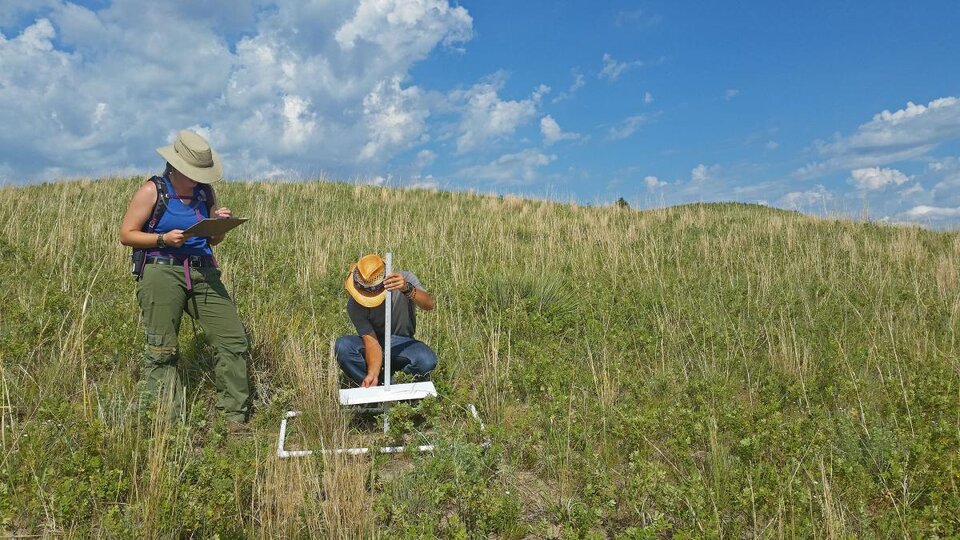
{"left": 382, "top": 252, "right": 393, "bottom": 434}
{"left": 384, "top": 252, "right": 392, "bottom": 390}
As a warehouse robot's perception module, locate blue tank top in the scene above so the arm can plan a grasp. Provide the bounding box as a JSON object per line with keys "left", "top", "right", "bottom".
{"left": 152, "top": 175, "right": 213, "bottom": 256}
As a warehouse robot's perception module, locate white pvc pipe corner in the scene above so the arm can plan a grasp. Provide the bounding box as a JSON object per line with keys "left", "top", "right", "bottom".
{"left": 276, "top": 407, "right": 490, "bottom": 458}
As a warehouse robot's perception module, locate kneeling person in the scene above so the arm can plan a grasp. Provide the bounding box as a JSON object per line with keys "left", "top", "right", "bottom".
{"left": 336, "top": 254, "right": 437, "bottom": 387}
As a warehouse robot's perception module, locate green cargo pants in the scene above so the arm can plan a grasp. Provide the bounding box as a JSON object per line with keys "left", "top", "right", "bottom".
{"left": 136, "top": 263, "right": 250, "bottom": 422}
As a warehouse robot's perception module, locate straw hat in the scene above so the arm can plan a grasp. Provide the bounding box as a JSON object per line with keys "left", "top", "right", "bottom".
{"left": 345, "top": 254, "right": 387, "bottom": 307}
{"left": 156, "top": 130, "right": 223, "bottom": 184}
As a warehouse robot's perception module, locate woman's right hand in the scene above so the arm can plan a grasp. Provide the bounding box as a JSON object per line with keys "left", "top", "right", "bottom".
{"left": 163, "top": 230, "right": 186, "bottom": 247}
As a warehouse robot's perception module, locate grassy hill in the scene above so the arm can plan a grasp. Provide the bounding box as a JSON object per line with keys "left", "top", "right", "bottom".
{"left": 2, "top": 178, "right": 959, "bottom": 537}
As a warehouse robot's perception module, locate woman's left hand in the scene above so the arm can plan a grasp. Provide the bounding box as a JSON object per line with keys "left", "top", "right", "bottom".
{"left": 214, "top": 207, "right": 233, "bottom": 219}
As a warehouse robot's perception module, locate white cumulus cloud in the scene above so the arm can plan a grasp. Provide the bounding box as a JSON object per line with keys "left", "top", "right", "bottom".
{"left": 335, "top": 0, "right": 472, "bottom": 54}
{"left": 359, "top": 77, "right": 429, "bottom": 161}
{"left": 797, "top": 96, "right": 960, "bottom": 178}
{"left": 903, "top": 205, "right": 960, "bottom": 219}
{"left": 414, "top": 149, "right": 437, "bottom": 169}
{"left": 281, "top": 95, "right": 318, "bottom": 148}
{"left": 644, "top": 175, "right": 666, "bottom": 189}
{"left": 540, "top": 115, "right": 579, "bottom": 146}
{"left": 0, "top": 0, "right": 475, "bottom": 181}
{"left": 778, "top": 185, "right": 833, "bottom": 210}
{"left": 848, "top": 167, "right": 909, "bottom": 191}
{"left": 691, "top": 163, "right": 720, "bottom": 183}
{"left": 458, "top": 148, "right": 555, "bottom": 185}
{"left": 406, "top": 174, "right": 439, "bottom": 190}
{"left": 453, "top": 76, "right": 547, "bottom": 153}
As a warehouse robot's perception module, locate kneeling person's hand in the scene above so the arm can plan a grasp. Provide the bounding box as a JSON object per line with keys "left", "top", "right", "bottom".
{"left": 384, "top": 272, "right": 407, "bottom": 292}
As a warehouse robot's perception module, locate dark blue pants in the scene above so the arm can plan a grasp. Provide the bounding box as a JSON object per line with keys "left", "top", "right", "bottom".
{"left": 334, "top": 335, "right": 438, "bottom": 385}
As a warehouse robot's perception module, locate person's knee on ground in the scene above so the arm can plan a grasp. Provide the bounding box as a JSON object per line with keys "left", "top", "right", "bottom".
{"left": 335, "top": 335, "right": 367, "bottom": 384}
{"left": 334, "top": 335, "right": 356, "bottom": 361}
{"left": 400, "top": 343, "right": 438, "bottom": 379}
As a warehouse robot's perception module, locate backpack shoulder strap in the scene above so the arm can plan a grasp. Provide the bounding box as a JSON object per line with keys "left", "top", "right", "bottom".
{"left": 198, "top": 184, "right": 215, "bottom": 216}
{"left": 133, "top": 176, "right": 168, "bottom": 278}
{"left": 143, "top": 175, "right": 169, "bottom": 233}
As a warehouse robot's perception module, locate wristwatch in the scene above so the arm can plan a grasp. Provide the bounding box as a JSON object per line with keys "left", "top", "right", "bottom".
{"left": 156, "top": 233, "right": 166, "bottom": 248}
{"left": 402, "top": 283, "right": 415, "bottom": 296}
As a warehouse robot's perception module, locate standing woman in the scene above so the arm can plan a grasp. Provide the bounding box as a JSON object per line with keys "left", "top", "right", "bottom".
{"left": 119, "top": 130, "right": 250, "bottom": 429}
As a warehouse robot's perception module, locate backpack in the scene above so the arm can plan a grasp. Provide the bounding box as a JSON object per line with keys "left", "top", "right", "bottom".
{"left": 131, "top": 176, "right": 215, "bottom": 278}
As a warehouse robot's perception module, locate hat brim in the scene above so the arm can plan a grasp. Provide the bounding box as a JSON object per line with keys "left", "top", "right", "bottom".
{"left": 156, "top": 145, "right": 223, "bottom": 184}
{"left": 344, "top": 265, "right": 386, "bottom": 308}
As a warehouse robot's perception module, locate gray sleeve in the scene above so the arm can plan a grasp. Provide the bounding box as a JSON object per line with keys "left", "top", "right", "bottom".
{"left": 403, "top": 271, "right": 424, "bottom": 291}
{"left": 347, "top": 300, "right": 375, "bottom": 337}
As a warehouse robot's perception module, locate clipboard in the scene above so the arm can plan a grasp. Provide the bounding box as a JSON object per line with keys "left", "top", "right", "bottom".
{"left": 182, "top": 217, "right": 249, "bottom": 238}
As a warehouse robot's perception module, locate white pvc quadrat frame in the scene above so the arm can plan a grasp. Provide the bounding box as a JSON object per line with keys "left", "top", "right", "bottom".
{"left": 277, "top": 252, "right": 488, "bottom": 458}
{"left": 277, "top": 403, "right": 488, "bottom": 457}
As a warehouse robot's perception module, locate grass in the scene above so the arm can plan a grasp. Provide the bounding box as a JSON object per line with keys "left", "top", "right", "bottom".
{"left": 1, "top": 177, "right": 960, "bottom": 537}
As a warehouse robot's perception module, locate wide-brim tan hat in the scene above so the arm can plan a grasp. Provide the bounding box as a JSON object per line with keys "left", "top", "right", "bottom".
{"left": 345, "top": 254, "right": 387, "bottom": 308}
{"left": 156, "top": 129, "right": 223, "bottom": 184}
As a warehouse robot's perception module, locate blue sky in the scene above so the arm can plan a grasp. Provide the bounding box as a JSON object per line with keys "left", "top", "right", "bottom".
{"left": 1, "top": 1, "right": 959, "bottom": 225}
